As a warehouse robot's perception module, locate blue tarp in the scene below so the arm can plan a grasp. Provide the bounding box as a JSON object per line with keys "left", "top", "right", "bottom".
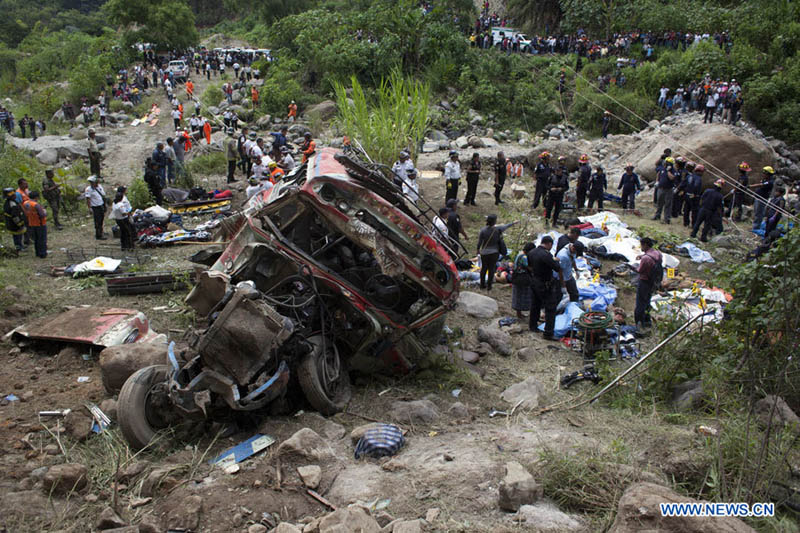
{"left": 678, "top": 242, "right": 715, "bottom": 263}
{"left": 538, "top": 302, "right": 585, "bottom": 338}
{"left": 579, "top": 282, "right": 618, "bottom": 311}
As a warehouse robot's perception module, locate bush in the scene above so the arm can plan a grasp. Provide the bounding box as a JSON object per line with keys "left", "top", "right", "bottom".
{"left": 201, "top": 82, "right": 223, "bottom": 109}
{"left": 186, "top": 152, "right": 227, "bottom": 176}
{"left": 256, "top": 58, "right": 307, "bottom": 116}
{"left": 127, "top": 178, "right": 153, "bottom": 210}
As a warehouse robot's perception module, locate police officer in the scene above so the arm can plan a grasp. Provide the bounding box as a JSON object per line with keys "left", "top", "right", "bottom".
{"left": 682, "top": 163, "right": 702, "bottom": 227}
{"left": 671, "top": 156, "right": 687, "bottom": 219}
{"left": 691, "top": 179, "right": 724, "bottom": 242}
{"left": 41, "top": 168, "right": 64, "bottom": 230}
{"left": 532, "top": 151, "right": 551, "bottom": 209}
{"left": 464, "top": 152, "right": 481, "bottom": 206}
{"left": 726, "top": 161, "right": 750, "bottom": 221}
{"left": 587, "top": 165, "right": 607, "bottom": 210}
{"left": 653, "top": 156, "right": 676, "bottom": 224}
{"left": 618, "top": 164, "right": 640, "bottom": 210}
{"left": 494, "top": 151, "right": 507, "bottom": 205}
{"left": 527, "top": 235, "right": 563, "bottom": 340}
{"left": 444, "top": 151, "right": 461, "bottom": 202}
{"left": 545, "top": 163, "right": 568, "bottom": 226}
{"left": 576, "top": 154, "right": 591, "bottom": 209}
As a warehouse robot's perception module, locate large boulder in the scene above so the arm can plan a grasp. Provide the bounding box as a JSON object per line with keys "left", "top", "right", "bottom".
{"left": 42, "top": 463, "right": 88, "bottom": 495}
{"left": 36, "top": 149, "right": 59, "bottom": 165}
{"left": 426, "top": 129, "right": 448, "bottom": 142}
{"left": 498, "top": 461, "right": 542, "bottom": 511}
{"left": 477, "top": 324, "right": 512, "bottom": 356}
{"left": 608, "top": 482, "right": 756, "bottom": 533}
{"left": 754, "top": 395, "right": 800, "bottom": 432}
{"left": 630, "top": 124, "right": 775, "bottom": 190}
{"left": 456, "top": 291, "right": 498, "bottom": 318}
{"left": 305, "top": 100, "right": 337, "bottom": 121}
{"left": 500, "top": 376, "right": 545, "bottom": 410}
{"left": 527, "top": 140, "right": 582, "bottom": 172}
{"left": 99, "top": 342, "right": 168, "bottom": 394}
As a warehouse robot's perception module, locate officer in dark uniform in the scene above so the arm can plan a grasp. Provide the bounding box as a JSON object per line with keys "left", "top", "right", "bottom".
{"left": 527, "top": 235, "right": 563, "bottom": 340}
{"left": 671, "top": 156, "right": 687, "bottom": 219}
{"left": 576, "top": 154, "right": 591, "bottom": 209}
{"left": 587, "top": 165, "right": 607, "bottom": 210}
{"left": 618, "top": 164, "right": 641, "bottom": 210}
{"left": 532, "top": 151, "right": 551, "bottom": 209}
{"left": 682, "top": 163, "right": 703, "bottom": 227}
{"left": 493, "top": 151, "right": 507, "bottom": 205}
{"left": 691, "top": 178, "right": 724, "bottom": 242}
{"left": 464, "top": 152, "right": 481, "bottom": 206}
{"left": 544, "top": 162, "right": 568, "bottom": 226}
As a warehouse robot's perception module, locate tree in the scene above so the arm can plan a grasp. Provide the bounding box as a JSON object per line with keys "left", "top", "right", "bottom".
{"left": 104, "top": 0, "right": 199, "bottom": 50}
{"left": 507, "top": 0, "right": 563, "bottom": 34}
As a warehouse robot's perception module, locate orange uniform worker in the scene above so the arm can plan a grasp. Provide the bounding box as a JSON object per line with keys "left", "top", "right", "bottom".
{"left": 186, "top": 79, "right": 194, "bottom": 98}
{"left": 22, "top": 190, "right": 47, "bottom": 258}
{"left": 300, "top": 132, "right": 316, "bottom": 164}
{"left": 251, "top": 86, "right": 259, "bottom": 107}
{"left": 182, "top": 129, "right": 192, "bottom": 152}
{"left": 178, "top": 102, "right": 184, "bottom": 120}
{"left": 202, "top": 118, "right": 212, "bottom": 145}
{"left": 268, "top": 161, "right": 284, "bottom": 183}
{"left": 287, "top": 100, "right": 297, "bottom": 122}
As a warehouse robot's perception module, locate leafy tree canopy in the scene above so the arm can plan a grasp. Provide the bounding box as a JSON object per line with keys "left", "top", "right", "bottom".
{"left": 104, "top": 0, "right": 199, "bottom": 49}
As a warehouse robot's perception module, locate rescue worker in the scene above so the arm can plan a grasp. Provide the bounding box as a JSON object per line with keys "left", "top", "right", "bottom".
{"left": 225, "top": 127, "right": 238, "bottom": 183}
{"left": 84, "top": 175, "right": 107, "bottom": 239}
{"left": 752, "top": 166, "right": 775, "bottom": 230}
{"left": 87, "top": 129, "right": 101, "bottom": 178}
{"left": 691, "top": 179, "right": 725, "bottom": 242}
{"left": 601, "top": 110, "right": 611, "bottom": 138}
{"left": 494, "top": 151, "right": 507, "bottom": 205}
{"left": 391, "top": 150, "right": 415, "bottom": 188}
{"left": 287, "top": 100, "right": 297, "bottom": 122}
{"left": 587, "top": 165, "right": 607, "bottom": 210}
{"left": 268, "top": 161, "right": 284, "bottom": 183}
{"left": 300, "top": 132, "right": 316, "bottom": 164}
{"left": 3, "top": 187, "right": 27, "bottom": 251}
{"left": 22, "top": 191, "right": 47, "bottom": 258}
{"left": 202, "top": 117, "right": 212, "bottom": 145}
{"left": 464, "top": 152, "right": 481, "bottom": 206}
{"left": 532, "top": 151, "right": 551, "bottom": 209}
{"left": 764, "top": 186, "right": 786, "bottom": 236}
{"left": 618, "top": 164, "right": 640, "bottom": 210}
{"left": 444, "top": 151, "right": 461, "bottom": 202}
{"left": 726, "top": 161, "right": 750, "bottom": 221}
{"left": 653, "top": 156, "right": 676, "bottom": 223}
{"left": 576, "top": 154, "right": 591, "bottom": 209}
{"left": 42, "top": 169, "right": 64, "bottom": 230}
{"left": 544, "top": 163, "right": 568, "bottom": 226}
{"left": 527, "top": 235, "right": 563, "bottom": 340}
{"left": 446, "top": 198, "right": 468, "bottom": 252}
{"left": 682, "top": 162, "right": 702, "bottom": 227}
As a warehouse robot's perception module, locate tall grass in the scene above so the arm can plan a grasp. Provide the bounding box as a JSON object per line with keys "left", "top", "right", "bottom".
{"left": 333, "top": 70, "right": 430, "bottom": 165}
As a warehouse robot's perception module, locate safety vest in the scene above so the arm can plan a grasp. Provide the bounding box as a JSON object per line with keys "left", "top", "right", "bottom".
{"left": 270, "top": 167, "right": 285, "bottom": 183}
{"left": 22, "top": 199, "right": 46, "bottom": 227}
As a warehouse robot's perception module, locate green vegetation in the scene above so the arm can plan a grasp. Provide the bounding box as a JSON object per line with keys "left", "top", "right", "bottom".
{"left": 104, "top": 0, "right": 199, "bottom": 50}
{"left": 127, "top": 177, "right": 154, "bottom": 210}
{"left": 186, "top": 151, "right": 227, "bottom": 176}
{"left": 334, "top": 71, "right": 430, "bottom": 165}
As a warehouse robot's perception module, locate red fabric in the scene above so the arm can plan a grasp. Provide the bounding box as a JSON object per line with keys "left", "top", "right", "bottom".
{"left": 570, "top": 222, "right": 594, "bottom": 230}
{"left": 213, "top": 190, "right": 232, "bottom": 199}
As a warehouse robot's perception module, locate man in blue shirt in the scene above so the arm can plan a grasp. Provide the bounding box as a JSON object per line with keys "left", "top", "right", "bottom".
{"left": 555, "top": 240, "right": 584, "bottom": 302}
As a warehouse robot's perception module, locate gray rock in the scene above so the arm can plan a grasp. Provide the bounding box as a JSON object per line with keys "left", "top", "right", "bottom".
{"left": 468, "top": 136, "right": 485, "bottom": 148}
{"left": 517, "top": 346, "right": 537, "bottom": 361}
{"left": 455, "top": 136, "right": 469, "bottom": 149}
{"left": 710, "top": 234, "right": 739, "bottom": 248}
{"left": 469, "top": 113, "right": 484, "bottom": 125}
{"left": 660, "top": 126, "right": 671, "bottom": 134}
{"left": 318, "top": 506, "right": 381, "bottom": 532}
{"left": 99, "top": 342, "right": 168, "bottom": 394}
{"left": 421, "top": 141, "right": 440, "bottom": 153}
{"left": 166, "top": 495, "right": 203, "bottom": 532}
{"left": 439, "top": 100, "right": 451, "bottom": 110}
{"left": 456, "top": 291, "right": 498, "bottom": 318}
{"left": 256, "top": 114, "right": 272, "bottom": 128}
{"left": 248, "top": 526, "right": 267, "bottom": 533}
{"left": 97, "top": 506, "right": 127, "bottom": 530}
{"left": 648, "top": 119, "right": 659, "bottom": 129}
{"left": 517, "top": 502, "right": 582, "bottom": 531}
{"left": 448, "top": 402, "right": 471, "bottom": 420}
{"left": 100, "top": 399, "right": 117, "bottom": 421}
{"left": 305, "top": 100, "right": 337, "bottom": 121}
{"left": 787, "top": 164, "right": 800, "bottom": 180}
{"left": 481, "top": 137, "right": 499, "bottom": 148}
{"left": 754, "top": 395, "right": 800, "bottom": 432}
{"left": 498, "top": 461, "right": 542, "bottom": 511}
{"left": 457, "top": 350, "right": 479, "bottom": 364}
{"left": 36, "top": 149, "right": 59, "bottom": 165}
{"left": 549, "top": 127, "right": 562, "bottom": 139}
{"left": 427, "top": 129, "right": 448, "bottom": 142}
{"left": 389, "top": 399, "right": 440, "bottom": 424}
{"left": 672, "top": 379, "right": 704, "bottom": 411}
{"left": 51, "top": 109, "right": 66, "bottom": 123}
{"left": 42, "top": 463, "right": 88, "bottom": 495}
{"left": 278, "top": 428, "right": 332, "bottom": 460}
{"left": 273, "top": 524, "right": 301, "bottom": 533}
{"left": 230, "top": 89, "right": 243, "bottom": 104}
{"left": 297, "top": 465, "right": 322, "bottom": 489}
{"left": 501, "top": 377, "right": 545, "bottom": 410}
{"left": 207, "top": 106, "right": 220, "bottom": 116}
{"left": 477, "top": 324, "right": 512, "bottom": 356}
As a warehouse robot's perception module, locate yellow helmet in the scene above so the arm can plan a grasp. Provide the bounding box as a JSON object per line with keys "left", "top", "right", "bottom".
{"left": 665, "top": 157, "right": 675, "bottom": 165}
{"left": 763, "top": 166, "right": 775, "bottom": 175}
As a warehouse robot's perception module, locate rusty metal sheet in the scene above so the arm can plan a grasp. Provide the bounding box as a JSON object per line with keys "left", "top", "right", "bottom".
{"left": 9, "top": 307, "right": 163, "bottom": 347}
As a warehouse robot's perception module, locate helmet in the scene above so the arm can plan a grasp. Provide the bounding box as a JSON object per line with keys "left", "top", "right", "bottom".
{"left": 248, "top": 132, "right": 257, "bottom": 139}
{"left": 449, "top": 150, "right": 458, "bottom": 157}
{"left": 685, "top": 161, "right": 696, "bottom": 170}
{"left": 738, "top": 161, "right": 750, "bottom": 172}
{"left": 763, "top": 166, "right": 775, "bottom": 175}
{"left": 268, "top": 161, "right": 278, "bottom": 168}
{"left": 304, "top": 132, "right": 312, "bottom": 138}
{"left": 3, "top": 187, "right": 14, "bottom": 197}
{"left": 539, "top": 151, "right": 551, "bottom": 159}
{"left": 695, "top": 164, "right": 705, "bottom": 173}
{"left": 578, "top": 154, "right": 589, "bottom": 163}
{"left": 675, "top": 156, "right": 686, "bottom": 164}
{"left": 280, "top": 146, "right": 289, "bottom": 153}
{"left": 558, "top": 155, "right": 567, "bottom": 162}
{"left": 87, "top": 128, "right": 96, "bottom": 135}
{"left": 714, "top": 179, "right": 725, "bottom": 187}
{"left": 665, "top": 156, "right": 675, "bottom": 165}
{"left": 226, "top": 127, "right": 234, "bottom": 135}
{"left": 625, "top": 163, "right": 634, "bottom": 170}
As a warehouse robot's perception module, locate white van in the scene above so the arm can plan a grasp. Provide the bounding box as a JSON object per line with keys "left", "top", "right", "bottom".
{"left": 167, "top": 60, "right": 189, "bottom": 82}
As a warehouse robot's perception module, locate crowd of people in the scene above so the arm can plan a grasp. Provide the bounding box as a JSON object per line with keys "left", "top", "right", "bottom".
{"left": 656, "top": 76, "right": 743, "bottom": 124}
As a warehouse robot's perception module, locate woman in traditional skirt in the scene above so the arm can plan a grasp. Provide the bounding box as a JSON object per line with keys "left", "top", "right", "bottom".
{"left": 511, "top": 242, "right": 536, "bottom": 320}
